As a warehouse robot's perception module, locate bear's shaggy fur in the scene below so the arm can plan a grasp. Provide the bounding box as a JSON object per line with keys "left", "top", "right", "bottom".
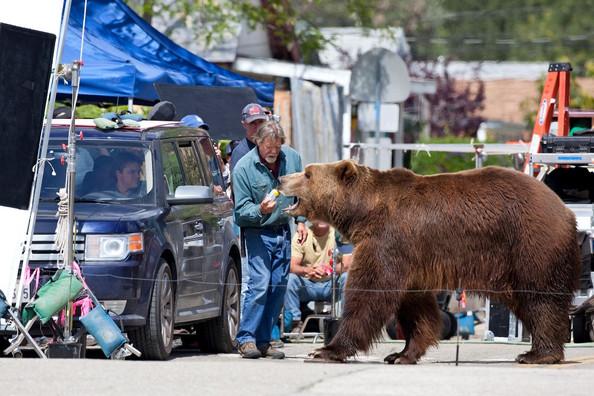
{"left": 280, "top": 160, "right": 580, "bottom": 364}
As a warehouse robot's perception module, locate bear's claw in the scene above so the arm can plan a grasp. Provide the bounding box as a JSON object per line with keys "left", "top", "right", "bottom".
{"left": 383, "top": 351, "right": 402, "bottom": 364}
{"left": 309, "top": 348, "right": 347, "bottom": 363}
{"left": 384, "top": 352, "right": 418, "bottom": 365}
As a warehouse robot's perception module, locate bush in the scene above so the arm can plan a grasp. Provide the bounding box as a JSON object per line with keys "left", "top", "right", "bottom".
{"left": 54, "top": 102, "right": 149, "bottom": 119}
{"left": 410, "top": 136, "right": 515, "bottom": 175}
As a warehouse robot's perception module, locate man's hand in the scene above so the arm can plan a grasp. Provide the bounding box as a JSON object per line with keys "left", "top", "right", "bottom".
{"left": 304, "top": 265, "right": 326, "bottom": 280}
{"left": 260, "top": 196, "right": 277, "bottom": 214}
{"left": 296, "top": 222, "right": 307, "bottom": 245}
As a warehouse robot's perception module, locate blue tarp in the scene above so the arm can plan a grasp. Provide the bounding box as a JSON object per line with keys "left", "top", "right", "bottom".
{"left": 58, "top": 0, "right": 274, "bottom": 106}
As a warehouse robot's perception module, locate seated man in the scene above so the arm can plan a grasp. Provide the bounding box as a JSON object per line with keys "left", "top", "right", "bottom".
{"left": 112, "top": 152, "right": 143, "bottom": 198}
{"left": 284, "top": 221, "right": 351, "bottom": 332}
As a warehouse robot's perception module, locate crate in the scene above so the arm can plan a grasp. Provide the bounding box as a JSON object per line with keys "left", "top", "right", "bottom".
{"left": 540, "top": 135, "right": 594, "bottom": 153}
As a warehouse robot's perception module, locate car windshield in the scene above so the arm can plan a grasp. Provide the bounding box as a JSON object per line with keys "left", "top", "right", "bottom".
{"left": 40, "top": 141, "right": 155, "bottom": 203}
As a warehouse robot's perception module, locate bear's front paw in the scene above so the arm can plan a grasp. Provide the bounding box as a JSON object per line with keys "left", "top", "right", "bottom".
{"left": 516, "top": 350, "right": 562, "bottom": 364}
{"left": 383, "top": 351, "right": 402, "bottom": 364}
{"left": 309, "top": 347, "right": 346, "bottom": 363}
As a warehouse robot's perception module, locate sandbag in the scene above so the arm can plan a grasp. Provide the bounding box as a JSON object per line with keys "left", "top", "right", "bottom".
{"left": 23, "top": 270, "right": 83, "bottom": 324}
{"left": 80, "top": 306, "right": 126, "bottom": 357}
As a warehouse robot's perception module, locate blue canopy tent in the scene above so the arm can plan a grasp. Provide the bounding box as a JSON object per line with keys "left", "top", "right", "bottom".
{"left": 58, "top": 0, "right": 274, "bottom": 106}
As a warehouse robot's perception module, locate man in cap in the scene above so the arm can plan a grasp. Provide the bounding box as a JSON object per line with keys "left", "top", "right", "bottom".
{"left": 230, "top": 103, "right": 269, "bottom": 172}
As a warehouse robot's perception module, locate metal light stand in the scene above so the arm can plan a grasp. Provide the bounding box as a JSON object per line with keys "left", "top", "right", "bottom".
{"left": 474, "top": 144, "right": 485, "bottom": 169}
{"left": 331, "top": 248, "right": 339, "bottom": 321}
{"left": 62, "top": 60, "right": 82, "bottom": 341}
{"left": 455, "top": 285, "right": 463, "bottom": 366}
{"left": 15, "top": 0, "right": 74, "bottom": 309}
{"left": 322, "top": 248, "right": 342, "bottom": 345}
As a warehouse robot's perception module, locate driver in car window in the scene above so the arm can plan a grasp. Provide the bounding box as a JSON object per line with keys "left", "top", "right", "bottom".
{"left": 113, "top": 152, "right": 143, "bottom": 197}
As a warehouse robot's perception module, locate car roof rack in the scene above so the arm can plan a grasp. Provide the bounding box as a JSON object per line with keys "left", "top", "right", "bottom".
{"left": 50, "top": 118, "right": 180, "bottom": 130}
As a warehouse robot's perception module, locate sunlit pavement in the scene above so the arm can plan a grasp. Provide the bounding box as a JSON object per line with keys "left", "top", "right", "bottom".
{"left": 1, "top": 338, "right": 592, "bottom": 396}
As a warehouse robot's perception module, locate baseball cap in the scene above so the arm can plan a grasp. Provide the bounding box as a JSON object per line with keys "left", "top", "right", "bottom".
{"left": 180, "top": 114, "right": 209, "bottom": 130}
{"left": 241, "top": 103, "right": 268, "bottom": 123}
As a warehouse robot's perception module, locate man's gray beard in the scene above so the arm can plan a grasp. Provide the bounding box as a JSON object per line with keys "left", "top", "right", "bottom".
{"left": 265, "top": 156, "right": 277, "bottom": 164}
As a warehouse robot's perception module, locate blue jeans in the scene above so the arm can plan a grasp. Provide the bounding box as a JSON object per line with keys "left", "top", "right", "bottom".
{"left": 284, "top": 272, "right": 348, "bottom": 321}
{"left": 236, "top": 225, "right": 291, "bottom": 347}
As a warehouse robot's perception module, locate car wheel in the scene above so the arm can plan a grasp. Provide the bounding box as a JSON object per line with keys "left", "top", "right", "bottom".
{"left": 439, "top": 310, "right": 452, "bottom": 340}
{"left": 198, "top": 258, "right": 240, "bottom": 353}
{"left": 443, "top": 310, "right": 458, "bottom": 340}
{"left": 128, "top": 260, "right": 175, "bottom": 360}
{"left": 0, "top": 337, "right": 9, "bottom": 358}
{"left": 573, "top": 313, "right": 590, "bottom": 343}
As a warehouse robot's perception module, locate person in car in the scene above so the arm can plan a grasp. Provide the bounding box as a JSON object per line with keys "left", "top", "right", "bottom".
{"left": 113, "top": 152, "right": 143, "bottom": 197}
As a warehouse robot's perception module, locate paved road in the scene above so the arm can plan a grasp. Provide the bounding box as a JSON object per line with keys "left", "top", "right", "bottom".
{"left": 1, "top": 340, "right": 593, "bottom": 395}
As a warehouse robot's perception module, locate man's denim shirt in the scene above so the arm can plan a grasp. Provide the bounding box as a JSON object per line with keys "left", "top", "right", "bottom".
{"left": 233, "top": 145, "right": 306, "bottom": 228}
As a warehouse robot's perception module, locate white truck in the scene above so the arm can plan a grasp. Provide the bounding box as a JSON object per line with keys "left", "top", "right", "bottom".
{"left": 529, "top": 148, "right": 594, "bottom": 342}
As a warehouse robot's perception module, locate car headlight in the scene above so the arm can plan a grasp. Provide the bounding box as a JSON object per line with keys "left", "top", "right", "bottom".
{"left": 85, "top": 233, "right": 144, "bottom": 261}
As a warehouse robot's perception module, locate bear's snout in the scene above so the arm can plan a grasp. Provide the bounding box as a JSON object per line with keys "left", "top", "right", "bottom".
{"left": 278, "top": 171, "right": 305, "bottom": 197}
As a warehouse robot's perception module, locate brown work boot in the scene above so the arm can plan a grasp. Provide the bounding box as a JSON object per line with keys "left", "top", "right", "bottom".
{"left": 238, "top": 342, "right": 261, "bottom": 359}
{"left": 258, "top": 343, "right": 285, "bottom": 359}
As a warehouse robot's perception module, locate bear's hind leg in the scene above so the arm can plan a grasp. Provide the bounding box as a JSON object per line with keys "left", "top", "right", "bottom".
{"left": 513, "top": 295, "right": 568, "bottom": 364}
{"left": 384, "top": 292, "right": 441, "bottom": 365}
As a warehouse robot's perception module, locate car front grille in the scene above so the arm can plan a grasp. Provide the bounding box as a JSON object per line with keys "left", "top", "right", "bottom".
{"left": 23, "top": 234, "right": 85, "bottom": 265}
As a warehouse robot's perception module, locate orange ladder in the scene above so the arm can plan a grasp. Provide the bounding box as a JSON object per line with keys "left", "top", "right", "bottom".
{"left": 524, "top": 63, "right": 572, "bottom": 173}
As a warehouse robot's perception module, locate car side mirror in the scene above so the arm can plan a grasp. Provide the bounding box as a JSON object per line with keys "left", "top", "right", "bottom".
{"left": 167, "top": 185, "right": 214, "bottom": 205}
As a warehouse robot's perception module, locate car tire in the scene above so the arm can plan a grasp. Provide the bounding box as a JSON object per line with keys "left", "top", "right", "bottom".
{"left": 573, "top": 313, "right": 590, "bottom": 343}
{"left": 443, "top": 310, "right": 458, "bottom": 340}
{"left": 128, "top": 260, "right": 175, "bottom": 360}
{"left": 0, "top": 337, "right": 9, "bottom": 358}
{"left": 198, "top": 258, "right": 240, "bottom": 353}
{"left": 439, "top": 310, "right": 453, "bottom": 340}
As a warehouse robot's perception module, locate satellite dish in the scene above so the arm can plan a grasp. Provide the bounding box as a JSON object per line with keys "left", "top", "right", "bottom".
{"left": 350, "top": 48, "right": 411, "bottom": 103}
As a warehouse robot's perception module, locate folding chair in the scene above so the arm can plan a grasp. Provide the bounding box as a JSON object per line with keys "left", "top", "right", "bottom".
{"left": 0, "top": 289, "right": 46, "bottom": 358}
{"left": 282, "top": 249, "right": 343, "bottom": 343}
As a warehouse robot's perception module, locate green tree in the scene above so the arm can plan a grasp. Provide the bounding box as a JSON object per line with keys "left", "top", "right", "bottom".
{"left": 127, "top": 0, "right": 384, "bottom": 63}
{"left": 425, "top": 0, "right": 594, "bottom": 74}
{"left": 127, "top": 0, "right": 594, "bottom": 72}
{"left": 410, "top": 136, "right": 513, "bottom": 175}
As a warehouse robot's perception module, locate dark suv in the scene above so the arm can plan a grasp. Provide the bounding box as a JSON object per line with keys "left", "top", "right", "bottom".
{"left": 28, "top": 120, "right": 241, "bottom": 359}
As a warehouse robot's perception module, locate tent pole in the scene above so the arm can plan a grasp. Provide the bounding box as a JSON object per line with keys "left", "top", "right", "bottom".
{"left": 16, "top": 0, "right": 73, "bottom": 307}
{"left": 128, "top": 97, "right": 134, "bottom": 113}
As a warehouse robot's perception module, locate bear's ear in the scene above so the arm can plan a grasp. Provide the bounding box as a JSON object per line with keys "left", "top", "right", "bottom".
{"left": 335, "top": 160, "right": 358, "bottom": 183}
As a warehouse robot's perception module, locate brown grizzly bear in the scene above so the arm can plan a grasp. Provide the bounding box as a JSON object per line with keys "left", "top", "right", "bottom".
{"left": 279, "top": 160, "right": 580, "bottom": 364}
